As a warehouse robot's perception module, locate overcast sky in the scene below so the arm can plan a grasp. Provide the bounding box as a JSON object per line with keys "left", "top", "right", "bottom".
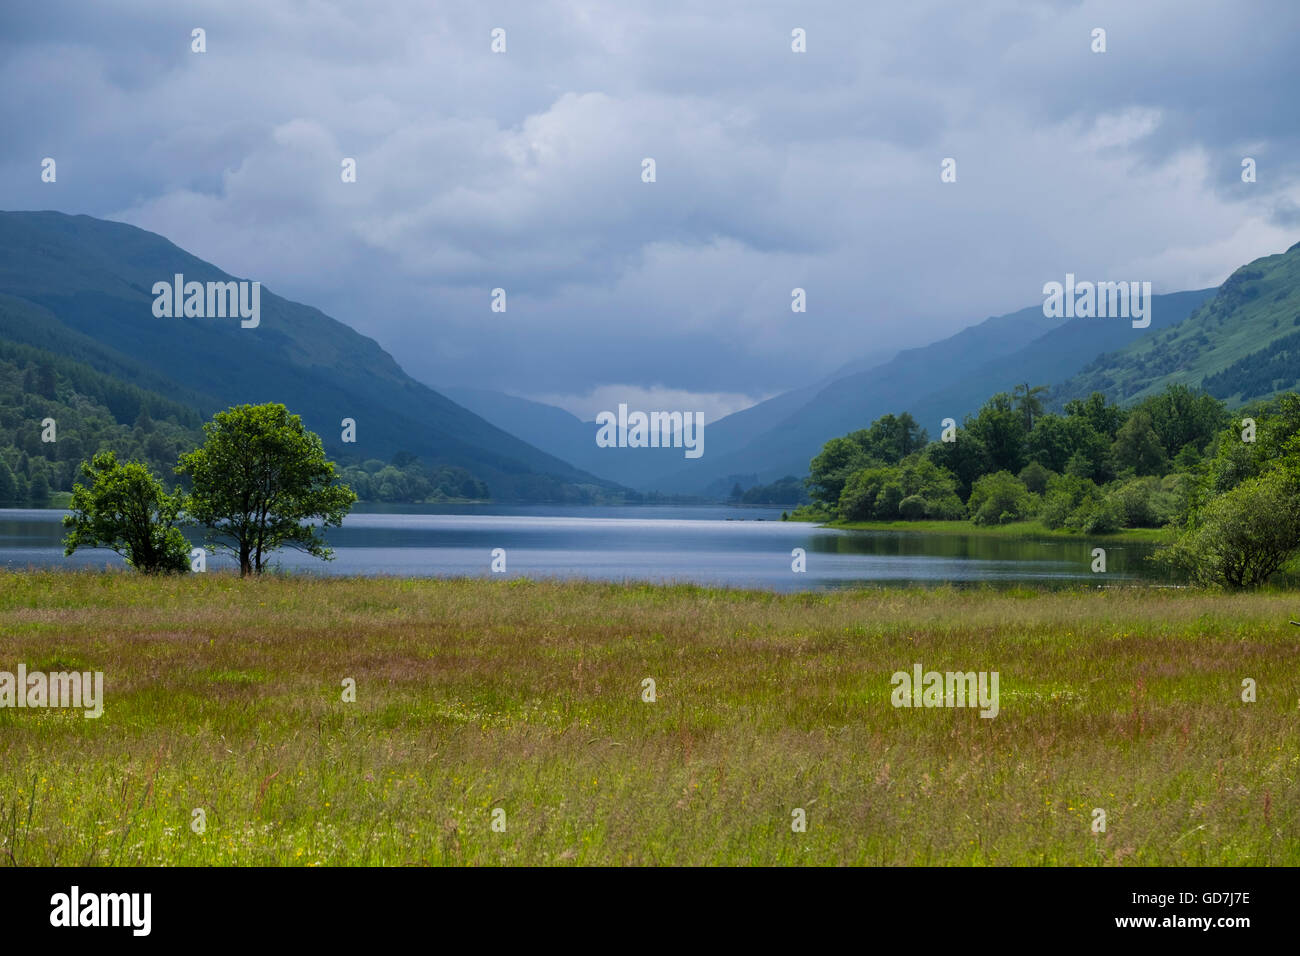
{"left": 3, "top": 0, "right": 1298, "bottom": 422}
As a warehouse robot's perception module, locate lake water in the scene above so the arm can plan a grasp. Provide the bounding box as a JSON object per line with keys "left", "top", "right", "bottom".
{"left": 0, "top": 504, "right": 1172, "bottom": 590}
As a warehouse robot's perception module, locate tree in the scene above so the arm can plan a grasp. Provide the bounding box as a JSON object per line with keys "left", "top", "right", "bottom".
{"left": 837, "top": 466, "right": 896, "bottom": 521}
{"left": 27, "top": 470, "right": 50, "bottom": 506}
{"left": 1026, "top": 413, "right": 1109, "bottom": 477}
{"left": 966, "top": 393, "right": 1026, "bottom": 474}
{"left": 924, "top": 428, "right": 992, "bottom": 501}
{"left": 807, "top": 436, "right": 871, "bottom": 507}
{"left": 1112, "top": 410, "right": 1167, "bottom": 476}
{"left": 178, "top": 404, "right": 356, "bottom": 576}
{"left": 63, "top": 451, "right": 190, "bottom": 573}
{"left": 1064, "top": 392, "right": 1125, "bottom": 439}
{"left": 1135, "top": 385, "right": 1226, "bottom": 460}
{"left": 1157, "top": 468, "right": 1300, "bottom": 588}
{"left": 1017, "top": 460, "right": 1052, "bottom": 495}
{"left": 1012, "top": 383, "right": 1049, "bottom": 431}
{"left": 850, "top": 413, "right": 928, "bottom": 464}
{"left": 0, "top": 458, "right": 19, "bottom": 506}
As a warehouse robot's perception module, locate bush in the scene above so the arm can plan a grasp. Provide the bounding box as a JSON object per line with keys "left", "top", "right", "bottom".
{"left": 1018, "top": 461, "right": 1052, "bottom": 495}
{"left": 968, "top": 471, "right": 1031, "bottom": 526}
{"left": 876, "top": 481, "right": 905, "bottom": 519}
{"left": 1157, "top": 467, "right": 1300, "bottom": 588}
{"left": 837, "top": 466, "right": 895, "bottom": 521}
{"left": 1079, "top": 497, "right": 1124, "bottom": 534}
{"left": 1104, "top": 476, "right": 1179, "bottom": 528}
{"left": 898, "top": 494, "right": 928, "bottom": 520}
{"left": 925, "top": 492, "right": 967, "bottom": 520}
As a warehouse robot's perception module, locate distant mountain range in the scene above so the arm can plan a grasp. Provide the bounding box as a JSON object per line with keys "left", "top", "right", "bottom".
{"left": 0, "top": 211, "right": 623, "bottom": 501}
{"left": 5, "top": 210, "right": 1296, "bottom": 503}
{"left": 455, "top": 288, "right": 1219, "bottom": 494}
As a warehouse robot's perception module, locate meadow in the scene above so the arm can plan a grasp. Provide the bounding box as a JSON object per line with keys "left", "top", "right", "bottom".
{"left": 0, "top": 570, "right": 1295, "bottom": 866}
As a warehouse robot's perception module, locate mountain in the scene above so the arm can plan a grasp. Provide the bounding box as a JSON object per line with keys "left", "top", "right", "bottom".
{"left": 647, "top": 289, "right": 1216, "bottom": 494}
{"left": 1055, "top": 241, "right": 1300, "bottom": 406}
{"left": 0, "top": 211, "right": 623, "bottom": 501}
{"left": 446, "top": 377, "right": 852, "bottom": 490}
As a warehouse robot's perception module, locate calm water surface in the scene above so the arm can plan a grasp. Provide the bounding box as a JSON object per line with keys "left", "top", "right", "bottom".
{"left": 0, "top": 504, "right": 1173, "bottom": 590}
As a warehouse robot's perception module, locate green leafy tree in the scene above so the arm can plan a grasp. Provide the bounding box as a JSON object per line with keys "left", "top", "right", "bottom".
{"left": 924, "top": 427, "right": 992, "bottom": 501}
{"left": 0, "top": 457, "right": 19, "bottom": 506}
{"left": 178, "top": 403, "right": 357, "bottom": 576}
{"left": 1064, "top": 391, "right": 1125, "bottom": 439}
{"left": 1026, "top": 413, "right": 1109, "bottom": 476}
{"left": 1039, "top": 473, "right": 1100, "bottom": 530}
{"left": 27, "top": 470, "right": 50, "bottom": 506}
{"left": 1134, "top": 385, "right": 1226, "bottom": 460}
{"left": 850, "top": 413, "right": 928, "bottom": 464}
{"left": 62, "top": 451, "right": 190, "bottom": 573}
{"left": 1017, "top": 460, "right": 1052, "bottom": 495}
{"left": 1012, "top": 383, "right": 1049, "bottom": 431}
{"left": 1112, "top": 410, "right": 1167, "bottom": 476}
{"left": 807, "top": 436, "right": 871, "bottom": 507}
{"left": 837, "top": 465, "right": 897, "bottom": 521}
{"left": 966, "top": 393, "right": 1026, "bottom": 474}
{"left": 1158, "top": 468, "right": 1300, "bottom": 588}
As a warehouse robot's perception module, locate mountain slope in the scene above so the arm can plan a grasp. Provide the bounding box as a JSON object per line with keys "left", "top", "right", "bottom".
{"left": 0, "top": 333, "right": 204, "bottom": 502}
{"left": 0, "top": 211, "right": 622, "bottom": 500}
{"left": 1055, "top": 241, "right": 1300, "bottom": 406}
{"left": 648, "top": 289, "right": 1214, "bottom": 494}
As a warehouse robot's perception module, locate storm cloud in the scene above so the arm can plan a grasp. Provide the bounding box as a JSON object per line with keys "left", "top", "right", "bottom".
{"left": 2, "top": 0, "right": 1297, "bottom": 419}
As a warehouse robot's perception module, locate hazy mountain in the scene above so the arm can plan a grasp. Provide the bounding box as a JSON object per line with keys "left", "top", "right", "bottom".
{"left": 449, "top": 370, "right": 869, "bottom": 489}
{"left": 0, "top": 211, "right": 623, "bottom": 501}
{"left": 648, "top": 289, "right": 1216, "bottom": 494}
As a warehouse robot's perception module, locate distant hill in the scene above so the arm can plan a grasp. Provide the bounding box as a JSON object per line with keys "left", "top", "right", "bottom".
{"left": 647, "top": 288, "right": 1214, "bottom": 495}
{"left": 0, "top": 211, "right": 624, "bottom": 501}
{"left": 1055, "top": 241, "right": 1300, "bottom": 406}
{"left": 446, "top": 377, "right": 847, "bottom": 489}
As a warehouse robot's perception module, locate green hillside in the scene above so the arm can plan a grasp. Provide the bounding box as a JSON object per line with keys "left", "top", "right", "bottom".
{"left": 0, "top": 211, "right": 625, "bottom": 502}
{"left": 0, "top": 335, "right": 203, "bottom": 505}
{"left": 1055, "top": 241, "right": 1300, "bottom": 406}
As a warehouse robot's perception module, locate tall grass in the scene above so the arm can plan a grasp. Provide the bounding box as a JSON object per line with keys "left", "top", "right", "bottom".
{"left": 0, "top": 571, "right": 1295, "bottom": 865}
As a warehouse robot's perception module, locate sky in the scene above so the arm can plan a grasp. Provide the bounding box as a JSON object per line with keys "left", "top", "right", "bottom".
{"left": 2, "top": 0, "right": 1299, "bottom": 423}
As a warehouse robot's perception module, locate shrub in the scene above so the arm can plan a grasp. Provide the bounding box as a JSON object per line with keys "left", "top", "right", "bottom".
{"left": 898, "top": 494, "right": 928, "bottom": 520}
{"left": 968, "top": 471, "right": 1031, "bottom": 526}
{"left": 1157, "top": 468, "right": 1300, "bottom": 588}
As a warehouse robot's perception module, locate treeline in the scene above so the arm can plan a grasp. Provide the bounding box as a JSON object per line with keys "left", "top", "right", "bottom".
{"left": 796, "top": 383, "right": 1229, "bottom": 534}
{"left": 336, "top": 456, "right": 489, "bottom": 503}
{"left": 0, "top": 340, "right": 508, "bottom": 506}
{"left": 795, "top": 382, "right": 1300, "bottom": 586}
{"left": 0, "top": 342, "right": 202, "bottom": 505}
{"left": 729, "top": 475, "right": 811, "bottom": 506}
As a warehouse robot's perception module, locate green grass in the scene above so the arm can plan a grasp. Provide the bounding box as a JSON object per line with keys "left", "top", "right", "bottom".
{"left": 0, "top": 571, "right": 1295, "bottom": 866}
